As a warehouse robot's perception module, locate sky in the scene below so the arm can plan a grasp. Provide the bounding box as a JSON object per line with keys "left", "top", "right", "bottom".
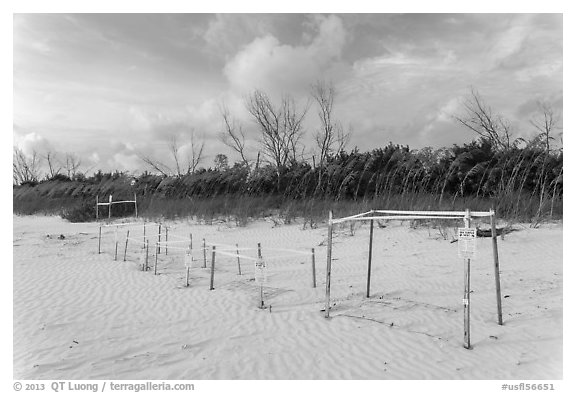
{"left": 13, "top": 13, "right": 563, "bottom": 175}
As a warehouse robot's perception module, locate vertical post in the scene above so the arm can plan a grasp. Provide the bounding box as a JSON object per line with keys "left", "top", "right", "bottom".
{"left": 257, "top": 243, "right": 262, "bottom": 258}
{"left": 260, "top": 282, "right": 264, "bottom": 309}
{"left": 157, "top": 224, "right": 161, "bottom": 255}
{"left": 143, "top": 222, "right": 146, "bottom": 249}
{"left": 189, "top": 233, "right": 193, "bottom": 251}
{"left": 96, "top": 195, "right": 99, "bottom": 220}
{"left": 134, "top": 193, "right": 138, "bottom": 218}
{"left": 202, "top": 238, "right": 207, "bottom": 268}
{"left": 108, "top": 195, "right": 112, "bottom": 220}
{"left": 114, "top": 226, "right": 119, "bottom": 261}
{"left": 325, "top": 211, "right": 334, "bottom": 318}
{"left": 165, "top": 227, "right": 168, "bottom": 255}
{"left": 98, "top": 224, "right": 102, "bottom": 254}
{"left": 463, "top": 209, "right": 471, "bottom": 349}
{"left": 123, "top": 230, "right": 130, "bottom": 261}
{"left": 154, "top": 242, "right": 159, "bottom": 275}
{"left": 209, "top": 246, "right": 216, "bottom": 290}
{"left": 366, "top": 218, "right": 374, "bottom": 298}
{"left": 311, "top": 248, "right": 316, "bottom": 288}
{"left": 145, "top": 240, "right": 149, "bottom": 271}
{"left": 490, "top": 208, "right": 504, "bottom": 326}
{"left": 186, "top": 266, "right": 190, "bottom": 287}
{"left": 236, "top": 243, "right": 242, "bottom": 275}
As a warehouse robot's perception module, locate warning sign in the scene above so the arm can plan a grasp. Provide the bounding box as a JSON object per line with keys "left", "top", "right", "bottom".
{"left": 255, "top": 258, "right": 267, "bottom": 284}
{"left": 458, "top": 228, "right": 477, "bottom": 259}
{"left": 184, "top": 250, "right": 193, "bottom": 268}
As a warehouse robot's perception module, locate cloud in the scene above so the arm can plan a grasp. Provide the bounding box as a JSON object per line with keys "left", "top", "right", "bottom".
{"left": 223, "top": 15, "right": 346, "bottom": 94}
{"left": 127, "top": 99, "right": 221, "bottom": 141}
{"left": 13, "top": 128, "right": 54, "bottom": 156}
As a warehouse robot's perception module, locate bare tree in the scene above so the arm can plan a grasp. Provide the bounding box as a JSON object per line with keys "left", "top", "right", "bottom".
{"left": 311, "top": 80, "right": 351, "bottom": 172}
{"left": 139, "top": 129, "right": 205, "bottom": 177}
{"left": 168, "top": 135, "right": 181, "bottom": 177}
{"left": 44, "top": 151, "right": 62, "bottom": 178}
{"left": 186, "top": 129, "right": 205, "bottom": 174}
{"left": 138, "top": 151, "right": 172, "bottom": 177}
{"left": 64, "top": 152, "right": 82, "bottom": 179}
{"left": 246, "top": 89, "right": 309, "bottom": 178}
{"left": 219, "top": 104, "right": 250, "bottom": 167}
{"left": 530, "top": 101, "right": 561, "bottom": 155}
{"left": 454, "top": 88, "right": 515, "bottom": 151}
{"left": 13, "top": 147, "right": 41, "bottom": 184}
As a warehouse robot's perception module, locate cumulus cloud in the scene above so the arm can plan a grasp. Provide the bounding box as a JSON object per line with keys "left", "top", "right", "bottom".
{"left": 13, "top": 128, "right": 55, "bottom": 156}
{"left": 223, "top": 15, "right": 346, "bottom": 94}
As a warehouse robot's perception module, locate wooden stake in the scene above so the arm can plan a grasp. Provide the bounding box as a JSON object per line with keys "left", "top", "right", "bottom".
{"left": 189, "top": 233, "right": 193, "bottom": 251}
{"left": 123, "top": 230, "right": 130, "bottom": 261}
{"left": 186, "top": 266, "right": 190, "bottom": 287}
{"left": 96, "top": 195, "right": 99, "bottom": 220}
{"left": 257, "top": 243, "right": 262, "bottom": 258}
{"left": 311, "top": 248, "right": 316, "bottom": 288}
{"left": 143, "top": 222, "right": 146, "bottom": 249}
{"left": 98, "top": 225, "right": 102, "bottom": 254}
{"left": 108, "top": 194, "right": 112, "bottom": 220}
{"left": 463, "top": 208, "right": 471, "bottom": 349}
{"left": 157, "top": 224, "right": 161, "bottom": 255}
{"left": 154, "top": 242, "right": 158, "bottom": 275}
{"left": 366, "top": 218, "right": 374, "bottom": 298}
{"left": 260, "top": 284, "right": 264, "bottom": 309}
{"left": 165, "top": 227, "right": 168, "bottom": 255}
{"left": 325, "top": 211, "right": 334, "bottom": 318}
{"left": 236, "top": 243, "right": 242, "bottom": 275}
{"left": 202, "top": 238, "right": 207, "bottom": 268}
{"left": 145, "top": 240, "right": 149, "bottom": 271}
{"left": 209, "top": 246, "right": 216, "bottom": 290}
{"left": 134, "top": 193, "right": 138, "bottom": 218}
{"left": 114, "top": 227, "right": 119, "bottom": 261}
{"left": 490, "top": 208, "right": 504, "bottom": 325}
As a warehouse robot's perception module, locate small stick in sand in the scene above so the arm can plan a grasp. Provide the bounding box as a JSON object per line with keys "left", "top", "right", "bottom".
{"left": 98, "top": 225, "right": 102, "bottom": 254}
{"left": 202, "top": 238, "right": 207, "bottom": 268}
{"left": 123, "top": 230, "right": 130, "bottom": 261}
{"left": 114, "top": 227, "right": 119, "bottom": 261}
{"left": 311, "top": 248, "right": 316, "bottom": 288}
{"left": 490, "top": 208, "right": 504, "bottom": 326}
{"left": 157, "top": 224, "right": 161, "bottom": 255}
{"left": 209, "top": 246, "right": 216, "bottom": 290}
{"left": 165, "top": 227, "right": 168, "bottom": 255}
{"left": 145, "top": 240, "right": 149, "bottom": 271}
{"left": 154, "top": 242, "right": 159, "bottom": 275}
{"left": 236, "top": 243, "right": 242, "bottom": 275}
{"left": 325, "top": 211, "right": 334, "bottom": 318}
{"left": 366, "top": 219, "right": 374, "bottom": 298}
{"left": 134, "top": 193, "right": 138, "bottom": 218}
{"left": 463, "top": 208, "right": 472, "bottom": 349}
{"left": 257, "top": 243, "right": 262, "bottom": 258}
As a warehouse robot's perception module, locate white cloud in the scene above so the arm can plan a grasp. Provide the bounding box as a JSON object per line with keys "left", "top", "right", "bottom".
{"left": 13, "top": 131, "right": 54, "bottom": 156}
{"left": 223, "top": 15, "right": 346, "bottom": 94}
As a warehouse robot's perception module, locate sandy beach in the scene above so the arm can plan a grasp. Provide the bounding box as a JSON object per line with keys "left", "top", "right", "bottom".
{"left": 13, "top": 214, "right": 562, "bottom": 380}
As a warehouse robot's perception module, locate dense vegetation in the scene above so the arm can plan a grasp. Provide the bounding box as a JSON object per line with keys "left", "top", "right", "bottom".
{"left": 13, "top": 138, "right": 562, "bottom": 225}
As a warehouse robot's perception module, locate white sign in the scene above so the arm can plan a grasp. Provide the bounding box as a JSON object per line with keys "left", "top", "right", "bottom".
{"left": 255, "top": 258, "right": 267, "bottom": 284}
{"left": 458, "top": 228, "right": 477, "bottom": 259}
{"left": 184, "top": 251, "right": 193, "bottom": 268}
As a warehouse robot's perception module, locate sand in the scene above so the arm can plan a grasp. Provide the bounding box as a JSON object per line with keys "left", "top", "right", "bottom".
{"left": 12, "top": 214, "right": 562, "bottom": 380}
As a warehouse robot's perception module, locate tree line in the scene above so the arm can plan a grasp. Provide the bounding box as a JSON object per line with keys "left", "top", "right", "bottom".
{"left": 13, "top": 85, "right": 562, "bottom": 222}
